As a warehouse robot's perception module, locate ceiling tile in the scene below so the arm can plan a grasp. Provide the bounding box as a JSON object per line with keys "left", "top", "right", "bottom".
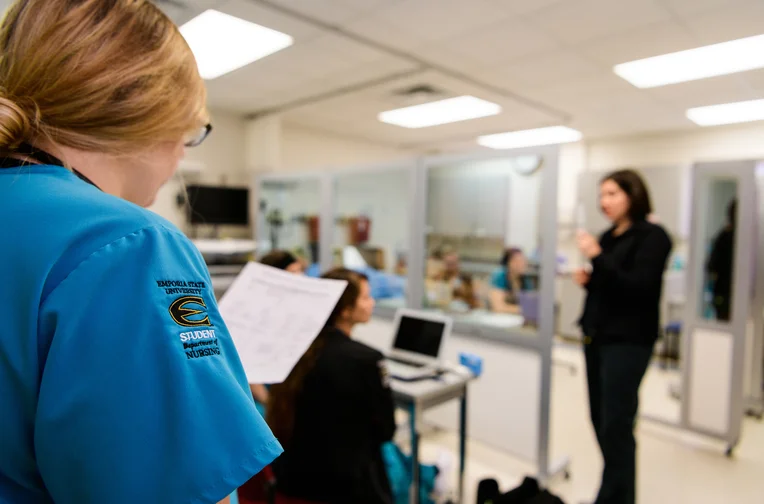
{"left": 527, "top": 0, "right": 673, "bottom": 45}
{"left": 217, "top": 0, "right": 323, "bottom": 40}
{"left": 265, "top": 0, "right": 364, "bottom": 24}
{"left": 407, "top": 45, "right": 486, "bottom": 73}
{"left": 488, "top": 49, "right": 606, "bottom": 91}
{"left": 745, "top": 68, "right": 764, "bottom": 92}
{"left": 371, "top": 0, "right": 509, "bottom": 43}
{"left": 160, "top": 0, "right": 225, "bottom": 25}
{"left": 519, "top": 72, "right": 636, "bottom": 116}
{"left": 242, "top": 58, "right": 420, "bottom": 115}
{"left": 488, "top": 0, "right": 569, "bottom": 15}
{"left": 341, "top": 16, "right": 427, "bottom": 52}
{"left": 682, "top": 0, "right": 764, "bottom": 45}
{"left": 568, "top": 92, "right": 693, "bottom": 134}
{"left": 577, "top": 20, "right": 698, "bottom": 66}
{"left": 573, "top": 113, "right": 693, "bottom": 139}
{"left": 267, "top": 42, "right": 359, "bottom": 80}
{"left": 437, "top": 18, "right": 561, "bottom": 66}
{"left": 307, "top": 58, "right": 422, "bottom": 94}
{"left": 335, "top": 0, "right": 402, "bottom": 10}
{"left": 647, "top": 75, "right": 764, "bottom": 109}
{"left": 307, "top": 33, "right": 391, "bottom": 65}
{"left": 661, "top": 0, "right": 752, "bottom": 17}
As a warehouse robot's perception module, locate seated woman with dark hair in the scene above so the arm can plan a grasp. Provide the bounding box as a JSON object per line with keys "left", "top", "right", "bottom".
{"left": 260, "top": 249, "right": 305, "bottom": 274}
{"left": 267, "top": 268, "right": 396, "bottom": 504}
{"left": 489, "top": 247, "right": 532, "bottom": 314}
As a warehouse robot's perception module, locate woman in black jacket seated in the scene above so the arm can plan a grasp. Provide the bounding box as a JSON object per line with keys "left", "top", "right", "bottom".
{"left": 574, "top": 169, "right": 672, "bottom": 504}
{"left": 267, "top": 268, "right": 395, "bottom": 504}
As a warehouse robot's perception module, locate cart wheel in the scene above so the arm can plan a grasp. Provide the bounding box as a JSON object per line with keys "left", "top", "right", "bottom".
{"left": 725, "top": 446, "right": 735, "bottom": 458}
{"left": 564, "top": 470, "right": 571, "bottom": 480}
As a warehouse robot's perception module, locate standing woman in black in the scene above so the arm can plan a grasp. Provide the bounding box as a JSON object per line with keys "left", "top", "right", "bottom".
{"left": 574, "top": 169, "right": 672, "bottom": 504}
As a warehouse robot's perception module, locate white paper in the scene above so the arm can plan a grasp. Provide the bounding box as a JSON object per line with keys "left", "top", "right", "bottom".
{"left": 218, "top": 262, "right": 348, "bottom": 384}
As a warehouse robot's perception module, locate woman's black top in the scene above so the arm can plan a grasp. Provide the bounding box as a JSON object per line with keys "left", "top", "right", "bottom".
{"left": 707, "top": 227, "right": 734, "bottom": 300}
{"left": 579, "top": 220, "right": 673, "bottom": 346}
{"left": 273, "top": 327, "right": 396, "bottom": 504}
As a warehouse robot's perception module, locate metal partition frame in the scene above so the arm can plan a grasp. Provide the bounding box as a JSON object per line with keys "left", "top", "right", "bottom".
{"left": 748, "top": 163, "right": 764, "bottom": 417}
{"left": 680, "top": 160, "right": 757, "bottom": 452}
{"left": 253, "top": 145, "right": 566, "bottom": 479}
{"left": 419, "top": 146, "right": 564, "bottom": 479}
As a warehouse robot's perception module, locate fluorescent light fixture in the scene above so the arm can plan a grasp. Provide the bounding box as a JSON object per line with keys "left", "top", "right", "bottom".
{"left": 614, "top": 34, "right": 764, "bottom": 88}
{"left": 378, "top": 96, "right": 501, "bottom": 129}
{"left": 478, "top": 126, "right": 582, "bottom": 149}
{"left": 687, "top": 99, "right": 764, "bottom": 126}
{"left": 180, "top": 10, "right": 293, "bottom": 80}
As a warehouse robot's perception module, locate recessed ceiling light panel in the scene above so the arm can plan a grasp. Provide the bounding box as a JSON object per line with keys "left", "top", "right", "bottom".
{"left": 378, "top": 96, "right": 501, "bottom": 129}
{"left": 687, "top": 99, "right": 764, "bottom": 126}
{"left": 478, "top": 126, "right": 582, "bottom": 149}
{"left": 180, "top": 10, "right": 293, "bottom": 80}
{"left": 614, "top": 34, "right": 764, "bottom": 88}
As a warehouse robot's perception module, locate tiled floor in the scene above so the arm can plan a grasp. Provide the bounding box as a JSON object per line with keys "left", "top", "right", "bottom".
{"left": 418, "top": 345, "right": 764, "bottom": 504}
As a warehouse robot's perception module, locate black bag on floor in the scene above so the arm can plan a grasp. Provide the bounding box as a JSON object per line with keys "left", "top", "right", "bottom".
{"left": 476, "top": 478, "right": 500, "bottom": 504}
{"left": 476, "top": 476, "right": 565, "bottom": 504}
{"left": 526, "top": 490, "right": 565, "bottom": 504}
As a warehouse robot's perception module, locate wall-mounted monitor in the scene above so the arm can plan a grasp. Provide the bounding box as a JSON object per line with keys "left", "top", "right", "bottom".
{"left": 186, "top": 185, "right": 249, "bottom": 226}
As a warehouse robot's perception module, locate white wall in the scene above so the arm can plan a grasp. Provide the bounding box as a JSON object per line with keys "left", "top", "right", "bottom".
{"left": 334, "top": 169, "right": 410, "bottom": 272}
{"left": 150, "top": 110, "right": 250, "bottom": 232}
{"left": 150, "top": 113, "right": 764, "bottom": 251}
{"left": 280, "top": 123, "right": 411, "bottom": 171}
{"left": 259, "top": 180, "right": 321, "bottom": 254}
{"left": 427, "top": 157, "right": 543, "bottom": 255}
{"left": 586, "top": 122, "right": 764, "bottom": 171}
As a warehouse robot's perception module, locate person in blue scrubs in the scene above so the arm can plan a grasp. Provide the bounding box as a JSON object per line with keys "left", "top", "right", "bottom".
{"left": 488, "top": 247, "right": 531, "bottom": 313}
{"left": 0, "top": 1, "right": 281, "bottom": 503}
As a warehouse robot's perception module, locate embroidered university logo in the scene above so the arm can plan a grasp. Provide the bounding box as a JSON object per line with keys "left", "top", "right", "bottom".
{"left": 169, "top": 296, "right": 212, "bottom": 327}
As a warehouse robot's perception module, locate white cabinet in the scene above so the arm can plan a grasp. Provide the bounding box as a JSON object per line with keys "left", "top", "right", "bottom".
{"left": 427, "top": 172, "right": 510, "bottom": 238}
{"left": 476, "top": 173, "right": 510, "bottom": 237}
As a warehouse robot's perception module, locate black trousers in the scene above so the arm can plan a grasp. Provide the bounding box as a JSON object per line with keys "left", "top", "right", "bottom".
{"left": 713, "top": 296, "right": 731, "bottom": 321}
{"left": 585, "top": 342, "right": 652, "bottom": 504}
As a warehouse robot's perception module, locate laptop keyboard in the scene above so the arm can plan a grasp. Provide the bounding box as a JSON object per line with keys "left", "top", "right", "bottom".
{"left": 387, "top": 356, "right": 425, "bottom": 368}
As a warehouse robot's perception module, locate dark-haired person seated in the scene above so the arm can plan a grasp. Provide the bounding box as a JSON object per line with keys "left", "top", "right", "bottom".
{"left": 261, "top": 250, "right": 305, "bottom": 274}
{"left": 489, "top": 248, "right": 532, "bottom": 314}
{"left": 267, "top": 269, "right": 395, "bottom": 504}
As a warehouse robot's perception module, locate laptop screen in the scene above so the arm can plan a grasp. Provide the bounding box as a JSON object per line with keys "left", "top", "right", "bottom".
{"left": 393, "top": 315, "right": 445, "bottom": 358}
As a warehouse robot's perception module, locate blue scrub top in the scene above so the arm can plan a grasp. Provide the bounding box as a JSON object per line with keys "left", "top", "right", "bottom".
{"left": 0, "top": 165, "right": 282, "bottom": 504}
{"left": 490, "top": 268, "right": 533, "bottom": 292}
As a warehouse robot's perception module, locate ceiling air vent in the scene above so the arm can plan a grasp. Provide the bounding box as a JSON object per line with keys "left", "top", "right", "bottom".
{"left": 389, "top": 84, "right": 445, "bottom": 106}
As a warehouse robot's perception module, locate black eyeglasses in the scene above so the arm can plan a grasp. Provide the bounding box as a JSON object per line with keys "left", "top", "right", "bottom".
{"left": 185, "top": 123, "right": 212, "bottom": 148}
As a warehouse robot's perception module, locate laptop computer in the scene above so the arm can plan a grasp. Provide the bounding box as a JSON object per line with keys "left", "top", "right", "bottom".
{"left": 385, "top": 309, "right": 452, "bottom": 381}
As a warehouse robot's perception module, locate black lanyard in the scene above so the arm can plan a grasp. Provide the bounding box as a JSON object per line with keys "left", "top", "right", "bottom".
{"left": 0, "top": 142, "right": 100, "bottom": 189}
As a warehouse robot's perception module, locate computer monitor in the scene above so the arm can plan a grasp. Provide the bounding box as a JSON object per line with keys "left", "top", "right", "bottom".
{"left": 390, "top": 309, "right": 452, "bottom": 362}
{"left": 186, "top": 185, "right": 249, "bottom": 226}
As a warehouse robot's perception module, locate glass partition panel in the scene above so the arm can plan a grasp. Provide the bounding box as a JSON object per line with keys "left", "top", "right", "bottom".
{"left": 699, "top": 177, "right": 738, "bottom": 322}
{"left": 257, "top": 178, "right": 321, "bottom": 271}
{"left": 333, "top": 169, "right": 410, "bottom": 306}
{"left": 423, "top": 155, "right": 543, "bottom": 333}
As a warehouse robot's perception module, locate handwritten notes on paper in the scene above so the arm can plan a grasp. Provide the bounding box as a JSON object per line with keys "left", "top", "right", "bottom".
{"left": 218, "top": 262, "right": 347, "bottom": 384}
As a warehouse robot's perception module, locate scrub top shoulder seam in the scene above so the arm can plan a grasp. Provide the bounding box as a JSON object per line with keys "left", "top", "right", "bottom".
{"left": 40, "top": 223, "right": 187, "bottom": 305}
